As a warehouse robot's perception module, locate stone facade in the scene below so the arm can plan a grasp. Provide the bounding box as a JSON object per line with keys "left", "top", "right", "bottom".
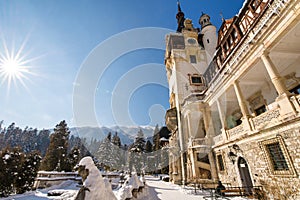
{"left": 215, "top": 120, "right": 300, "bottom": 199}
{"left": 165, "top": 0, "right": 300, "bottom": 198}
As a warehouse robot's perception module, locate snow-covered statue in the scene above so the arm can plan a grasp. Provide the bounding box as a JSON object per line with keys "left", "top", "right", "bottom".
{"left": 75, "top": 156, "right": 116, "bottom": 200}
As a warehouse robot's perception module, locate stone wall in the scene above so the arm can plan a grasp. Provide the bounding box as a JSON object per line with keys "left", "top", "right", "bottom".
{"left": 214, "top": 120, "right": 300, "bottom": 199}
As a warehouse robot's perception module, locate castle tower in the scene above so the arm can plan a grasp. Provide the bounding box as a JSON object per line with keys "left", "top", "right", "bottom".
{"left": 165, "top": 4, "right": 218, "bottom": 185}
{"left": 199, "top": 13, "right": 218, "bottom": 61}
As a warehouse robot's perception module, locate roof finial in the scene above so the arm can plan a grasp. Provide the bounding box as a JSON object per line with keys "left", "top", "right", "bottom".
{"left": 177, "top": 0, "right": 182, "bottom": 12}
{"left": 176, "top": 0, "right": 185, "bottom": 32}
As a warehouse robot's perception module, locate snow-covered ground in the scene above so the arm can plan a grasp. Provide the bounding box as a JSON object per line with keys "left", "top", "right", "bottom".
{"left": 143, "top": 176, "right": 249, "bottom": 200}
{"left": 1, "top": 180, "right": 78, "bottom": 200}
{"left": 2, "top": 176, "right": 250, "bottom": 200}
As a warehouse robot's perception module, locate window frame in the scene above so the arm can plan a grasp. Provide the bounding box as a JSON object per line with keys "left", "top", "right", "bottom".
{"left": 216, "top": 153, "right": 225, "bottom": 172}
{"left": 260, "top": 136, "right": 296, "bottom": 176}
{"left": 188, "top": 74, "right": 204, "bottom": 86}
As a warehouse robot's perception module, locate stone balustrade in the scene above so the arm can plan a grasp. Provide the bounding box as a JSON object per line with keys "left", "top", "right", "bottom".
{"left": 212, "top": 95, "right": 300, "bottom": 144}
{"left": 251, "top": 108, "right": 280, "bottom": 130}
{"left": 213, "top": 134, "right": 223, "bottom": 145}
{"left": 290, "top": 94, "right": 300, "bottom": 113}
{"left": 226, "top": 124, "right": 244, "bottom": 139}
{"left": 188, "top": 138, "right": 208, "bottom": 148}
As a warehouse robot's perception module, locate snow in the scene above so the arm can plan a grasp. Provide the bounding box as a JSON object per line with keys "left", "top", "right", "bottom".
{"left": 4, "top": 172, "right": 250, "bottom": 200}
{"left": 78, "top": 156, "right": 116, "bottom": 200}
{"left": 1, "top": 180, "right": 78, "bottom": 200}
{"left": 4, "top": 154, "right": 10, "bottom": 160}
{"left": 37, "top": 171, "right": 78, "bottom": 175}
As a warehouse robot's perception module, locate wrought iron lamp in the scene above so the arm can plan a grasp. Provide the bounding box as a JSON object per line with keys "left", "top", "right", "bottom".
{"left": 232, "top": 144, "right": 241, "bottom": 151}
{"left": 228, "top": 151, "right": 237, "bottom": 164}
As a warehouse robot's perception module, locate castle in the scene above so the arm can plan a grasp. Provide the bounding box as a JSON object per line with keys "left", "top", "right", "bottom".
{"left": 165, "top": 0, "right": 300, "bottom": 198}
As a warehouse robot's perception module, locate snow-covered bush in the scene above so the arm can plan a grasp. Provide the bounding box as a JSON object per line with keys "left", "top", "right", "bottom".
{"left": 75, "top": 156, "right": 117, "bottom": 200}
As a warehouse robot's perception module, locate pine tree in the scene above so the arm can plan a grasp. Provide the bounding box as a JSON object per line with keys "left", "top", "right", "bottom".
{"left": 95, "top": 137, "right": 113, "bottom": 170}
{"left": 0, "top": 147, "right": 41, "bottom": 196}
{"left": 111, "top": 132, "right": 124, "bottom": 170}
{"left": 67, "top": 147, "right": 81, "bottom": 171}
{"left": 153, "top": 124, "right": 160, "bottom": 151}
{"left": 112, "top": 132, "right": 121, "bottom": 147}
{"left": 17, "top": 151, "right": 41, "bottom": 194}
{"left": 0, "top": 147, "right": 24, "bottom": 197}
{"left": 129, "top": 129, "right": 146, "bottom": 174}
{"left": 133, "top": 129, "right": 146, "bottom": 152}
{"left": 107, "top": 132, "right": 112, "bottom": 142}
{"left": 40, "top": 120, "right": 70, "bottom": 171}
{"left": 145, "top": 140, "right": 153, "bottom": 153}
{"left": 36, "top": 129, "right": 50, "bottom": 156}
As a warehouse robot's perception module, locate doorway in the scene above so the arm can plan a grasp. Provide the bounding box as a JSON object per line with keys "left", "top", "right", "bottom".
{"left": 238, "top": 157, "right": 253, "bottom": 194}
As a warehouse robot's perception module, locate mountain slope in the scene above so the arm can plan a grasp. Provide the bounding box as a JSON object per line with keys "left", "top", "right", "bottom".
{"left": 70, "top": 126, "right": 155, "bottom": 145}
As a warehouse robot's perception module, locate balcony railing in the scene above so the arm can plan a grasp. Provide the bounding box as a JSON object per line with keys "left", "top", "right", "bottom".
{"left": 203, "top": 0, "right": 289, "bottom": 88}
{"left": 213, "top": 93, "right": 299, "bottom": 144}
{"left": 251, "top": 108, "right": 280, "bottom": 130}
{"left": 188, "top": 138, "right": 208, "bottom": 148}
{"left": 290, "top": 94, "right": 300, "bottom": 113}
{"left": 226, "top": 124, "right": 245, "bottom": 139}
{"left": 213, "top": 134, "right": 224, "bottom": 145}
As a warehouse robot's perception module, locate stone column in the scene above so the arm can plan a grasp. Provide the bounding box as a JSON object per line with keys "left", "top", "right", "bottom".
{"left": 233, "top": 81, "right": 252, "bottom": 130}
{"left": 216, "top": 99, "right": 226, "bottom": 129}
{"left": 190, "top": 148, "right": 196, "bottom": 178}
{"left": 216, "top": 99, "right": 228, "bottom": 140}
{"left": 261, "top": 52, "right": 296, "bottom": 117}
{"left": 233, "top": 81, "right": 250, "bottom": 117}
{"left": 208, "top": 152, "right": 218, "bottom": 181}
{"left": 261, "top": 53, "right": 289, "bottom": 96}
{"left": 169, "top": 154, "right": 173, "bottom": 181}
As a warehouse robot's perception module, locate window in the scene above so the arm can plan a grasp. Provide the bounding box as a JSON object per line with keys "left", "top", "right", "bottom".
{"left": 231, "top": 28, "right": 238, "bottom": 40}
{"left": 266, "top": 142, "right": 289, "bottom": 171}
{"left": 260, "top": 136, "right": 296, "bottom": 176}
{"left": 197, "top": 154, "right": 209, "bottom": 164}
{"left": 189, "top": 74, "right": 203, "bottom": 85}
{"left": 191, "top": 76, "right": 201, "bottom": 84}
{"left": 255, "top": 105, "right": 266, "bottom": 116}
{"left": 251, "top": 0, "right": 263, "bottom": 10}
{"left": 228, "top": 37, "right": 233, "bottom": 45}
{"left": 217, "top": 154, "right": 225, "bottom": 171}
{"left": 247, "top": 91, "right": 266, "bottom": 116}
{"left": 169, "top": 35, "right": 185, "bottom": 49}
{"left": 207, "top": 39, "right": 210, "bottom": 44}
{"left": 190, "top": 55, "right": 197, "bottom": 63}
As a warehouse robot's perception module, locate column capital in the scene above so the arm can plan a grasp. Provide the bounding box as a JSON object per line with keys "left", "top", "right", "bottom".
{"left": 262, "top": 49, "right": 270, "bottom": 57}
{"left": 233, "top": 79, "right": 240, "bottom": 86}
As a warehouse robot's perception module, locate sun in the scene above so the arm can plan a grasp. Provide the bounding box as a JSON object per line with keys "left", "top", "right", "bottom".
{"left": 1, "top": 58, "right": 24, "bottom": 76}
{"left": 0, "top": 39, "right": 34, "bottom": 90}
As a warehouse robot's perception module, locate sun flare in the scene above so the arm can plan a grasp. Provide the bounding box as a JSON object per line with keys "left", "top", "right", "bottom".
{"left": 0, "top": 39, "right": 35, "bottom": 90}
{"left": 1, "top": 58, "right": 24, "bottom": 76}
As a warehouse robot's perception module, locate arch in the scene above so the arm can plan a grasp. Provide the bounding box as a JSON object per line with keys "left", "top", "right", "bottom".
{"left": 237, "top": 157, "right": 253, "bottom": 194}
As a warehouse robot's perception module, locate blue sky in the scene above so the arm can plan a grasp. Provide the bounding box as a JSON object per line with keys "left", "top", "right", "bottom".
{"left": 0, "top": 0, "right": 244, "bottom": 129}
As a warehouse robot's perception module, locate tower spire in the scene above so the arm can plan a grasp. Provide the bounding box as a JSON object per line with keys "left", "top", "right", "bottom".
{"left": 177, "top": 0, "right": 182, "bottom": 12}
{"left": 176, "top": 0, "right": 185, "bottom": 32}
